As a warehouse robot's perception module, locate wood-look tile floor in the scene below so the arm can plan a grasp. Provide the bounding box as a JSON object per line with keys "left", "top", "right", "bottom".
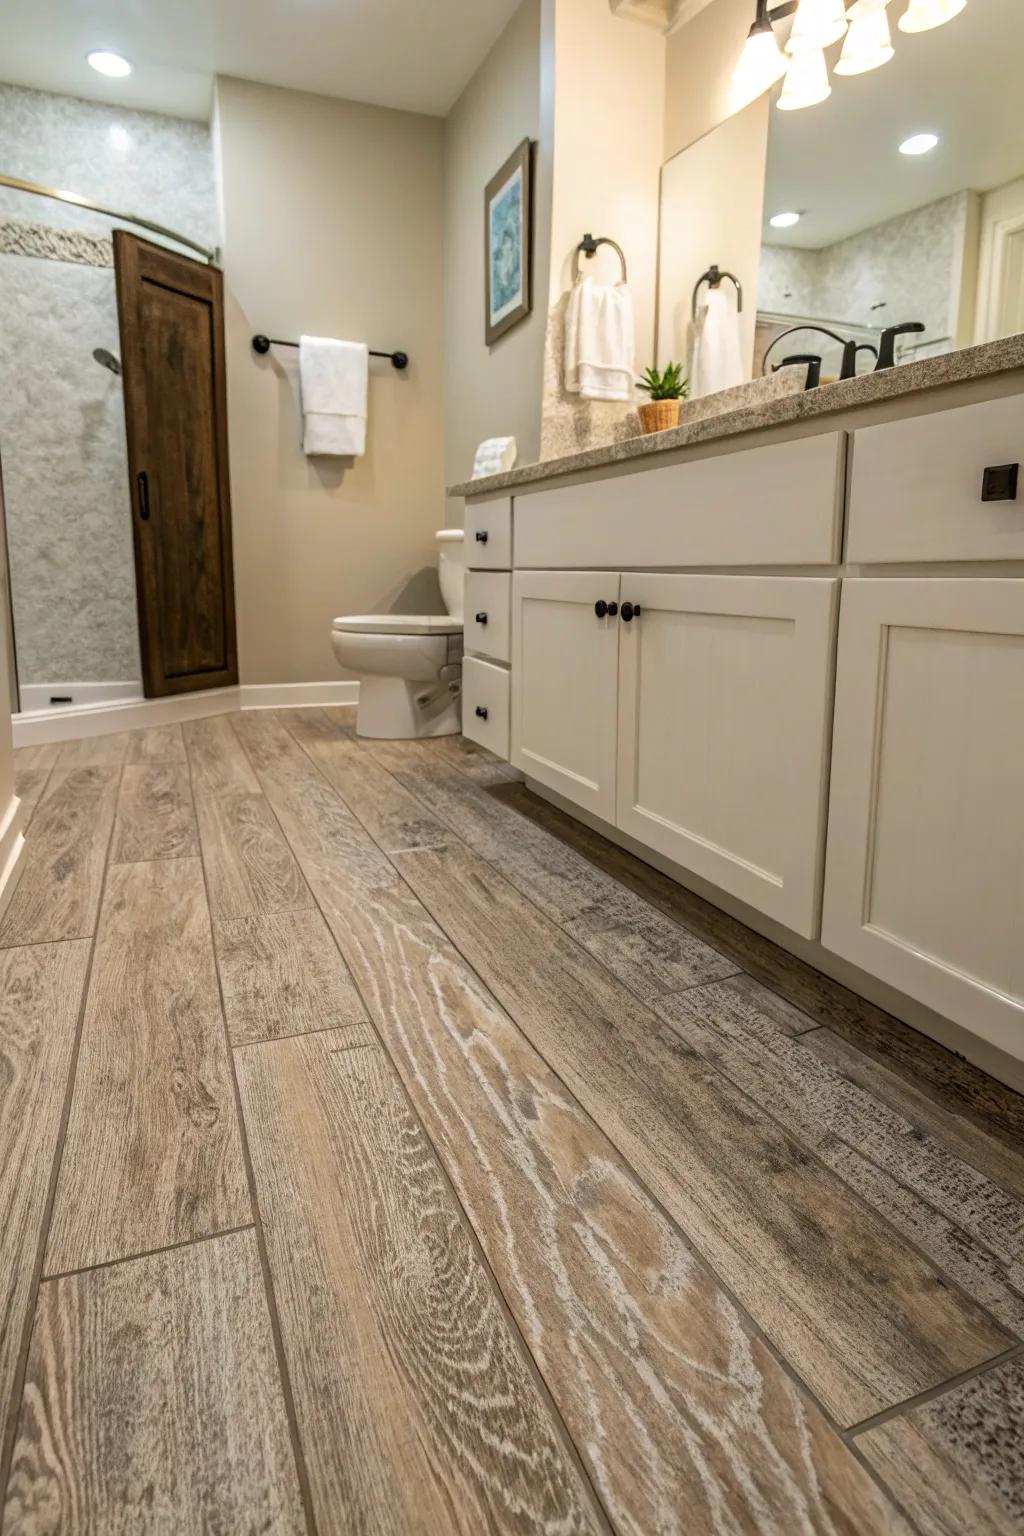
{"left": 1, "top": 710, "right": 1023, "bottom": 1535}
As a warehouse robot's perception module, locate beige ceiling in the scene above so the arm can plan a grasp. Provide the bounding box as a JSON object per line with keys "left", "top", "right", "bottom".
{"left": 764, "top": 0, "right": 1024, "bottom": 248}
{"left": 0, "top": 0, "right": 523, "bottom": 122}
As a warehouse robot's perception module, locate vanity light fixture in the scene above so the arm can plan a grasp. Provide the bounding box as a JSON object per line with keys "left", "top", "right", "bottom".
{"left": 786, "top": 0, "right": 848, "bottom": 52}
{"left": 899, "top": 131, "right": 939, "bottom": 155}
{"left": 87, "top": 50, "right": 133, "bottom": 77}
{"left": 778, "top": 44, "right": 832, "bottom": 109}
{"left": 733, "top": 8, "right": 789, "bottom": 101}
{"left": 899, "top": 0, "right": 966, "bottom": 32}
{"left": 834, "top": 0, "right": 894, "bottom": 76}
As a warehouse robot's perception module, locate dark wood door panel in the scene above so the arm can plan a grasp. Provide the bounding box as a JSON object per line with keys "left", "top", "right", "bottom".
{"left": 115, "top": 233, "right": 238, "bottom": 697}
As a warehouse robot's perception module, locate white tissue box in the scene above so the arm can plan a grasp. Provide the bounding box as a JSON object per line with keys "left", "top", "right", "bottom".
{"left": 472, "top": 436, "right": 517, "bottom": 479}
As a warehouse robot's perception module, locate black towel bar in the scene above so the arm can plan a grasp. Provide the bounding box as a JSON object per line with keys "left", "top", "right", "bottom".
{"left": 252, "top": 334, "right": 409, "bottom": 370}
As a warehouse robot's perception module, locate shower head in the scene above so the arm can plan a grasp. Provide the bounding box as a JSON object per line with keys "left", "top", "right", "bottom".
{"left": 92, "top": 347, "right": 122, "bottom": 376}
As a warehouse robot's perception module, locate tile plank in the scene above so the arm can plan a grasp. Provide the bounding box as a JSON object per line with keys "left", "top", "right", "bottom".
{"left": 240, "top": 714, "right": 915, "bottom": 1533}
{"left": 54, "top": 732, "right": 134, "bottom": 770}
{"left": 12, "top": 745, "right": 60, "bottom": 770}
{"left": 183, "top": 714, "right": 261, "bottom": 797}
{"left": 216, "top": 908, "right": 367, "bottom": 1046}
{"left": 0, "top": 767, "right": 119, "bottom": 947}
{"left": 857, "top": 1355, "right": 1024, "bottom": 1536}
{"left": 0, "top": 942, "right": 91, "bottom": 1488}
{"left": 45, "top": 858, "right": 251, "bottom": 1273}
{"left": 125, "top": 722, "right": 187, "bottom": 764}
{"left": 109, "top": 763, "right": 199, "bottom": 864}
{"left": 194, "top": 791, "right": 311, "bottom": 920}
{"left": 12, "top": 767, "right": 50, "bottom": 826}
{"left": 285, "top": 726, "right": 451, "bottom": 854}
{"left": 236, "top": 1027, "right": 603, "bottom": 1536}
{"left": 2, "top": 1231, "right": 306, "bottom": 1536}
{"left": 391, "top": 840, "right": 1009, "bottom": 1426}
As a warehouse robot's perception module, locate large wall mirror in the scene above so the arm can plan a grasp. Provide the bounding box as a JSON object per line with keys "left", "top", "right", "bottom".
{"left": 660, "top": 0, "right": 1024, "bottom": 394}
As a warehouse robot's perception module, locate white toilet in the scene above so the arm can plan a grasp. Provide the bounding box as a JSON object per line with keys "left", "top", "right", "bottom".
{"left": 331, "top": 529, "right": 466, "bottom": 739}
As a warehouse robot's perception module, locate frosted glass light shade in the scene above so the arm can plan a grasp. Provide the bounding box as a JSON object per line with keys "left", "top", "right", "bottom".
{"left": 898, "top": 0, "right": 966, "bottom": 32}
{"left": 834, "top": 0, "right": 894, "bottom": 75}
{"left": 733, "top": 20, "right": 789, "bottom": 101}
{"left": 786, "top": 0, "right": 849, "bottom": 53}
{"left": 777, "top": 46, "right": 832, "bottom": 110}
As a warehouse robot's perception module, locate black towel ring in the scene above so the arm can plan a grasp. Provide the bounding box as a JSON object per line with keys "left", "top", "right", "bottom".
{"left": 573, "top": 233, "right": 628, "bottom": 283}
{"left": 692, "top": 265, "right": 743, "bottom": 320}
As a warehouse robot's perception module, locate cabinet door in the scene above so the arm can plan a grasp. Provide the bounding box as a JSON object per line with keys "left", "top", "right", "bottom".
{"left": 822, "top": 579, "right": 1024, "bottom": 1058}
{"left": 616, "top": 575, "right": 839, "bottom": 938}
{"left": 511, "top": 571, "right": 621, "bottom": 820}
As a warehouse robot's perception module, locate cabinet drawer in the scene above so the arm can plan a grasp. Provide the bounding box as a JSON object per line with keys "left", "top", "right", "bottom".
{"left": 464, "top": 571, "right": 511, "bottom": 662}
{"left": 514, "top": 432, "right": 844, "bottom": 568}
{"left": 463, "top": 656, "right": 510, "bottom": 759}
{"left": 465, "top": 498, "right": 512, "bottom": 569}
{"left": 847, "top": 394, "right": 1024, "bottom": 563}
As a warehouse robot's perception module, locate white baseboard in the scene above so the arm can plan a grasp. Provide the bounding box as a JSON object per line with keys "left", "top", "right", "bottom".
{"left": 11, "top": 680, "right": 360, "bottom": 747}
{"left": 239, "top": 681, "right": 359, "bottom": 710}
{"left": 0, "top": 792, "right": 26, "bottom": 925}
{"left": 18, "top": 681, "right": 140, "bottom": 712}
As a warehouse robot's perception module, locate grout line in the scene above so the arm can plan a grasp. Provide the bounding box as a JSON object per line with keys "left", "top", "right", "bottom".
{"left": 41, "top": 1223, "right": 257, "bottom": 1284}
{"left": 0, "top": 760, "right": 124, "bottom": 1510}
{"left": 231, "top": 1017, "right": 369, "bottom": 1051}
{"left": 256, "top": 708, "right": 618, "bottom": 1536}
{"left": 844, "top": 1341, "right": 1024, "bottom": 1440}
{"left": 184, "top": 729, "right": 320, "bottom": 1536}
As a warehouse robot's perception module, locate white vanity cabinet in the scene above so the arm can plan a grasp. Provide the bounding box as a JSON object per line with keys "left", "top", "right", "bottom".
{"left": 511, "top": 571, "right": 622, "bottom": 821}
{"left": 822, "top": 578, "right": 1024, "bottom": 1058}
{"left": 616, "top": 575, "right": 839, "bottom": 938}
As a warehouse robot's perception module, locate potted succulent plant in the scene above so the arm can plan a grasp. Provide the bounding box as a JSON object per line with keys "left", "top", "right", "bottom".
{"left": 637, "top": 361, "right": 688, "bottom": 434}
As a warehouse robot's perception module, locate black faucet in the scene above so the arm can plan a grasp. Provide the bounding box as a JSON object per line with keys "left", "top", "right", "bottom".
{"left": 763, "top": 325, "right": 878, "bottom": 383}
{"left": 779, "top": 354, "right": 822, "bottom": 390}
{"left": 875, "top": 322, "right": 926, "bottom": 371}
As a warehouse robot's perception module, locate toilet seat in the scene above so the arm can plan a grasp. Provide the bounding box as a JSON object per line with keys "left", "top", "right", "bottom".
{"left": 332, "top": 614, "right": 463, "bottom": 636}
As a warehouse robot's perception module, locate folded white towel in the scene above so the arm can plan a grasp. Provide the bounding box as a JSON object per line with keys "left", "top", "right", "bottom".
{"left": 690, "top": 285, "right": 745, "bottom": 399}
{"left": 299, "top": 335, "right": 368, "bottom": 456}
{"left": 564, "top": 278, "right": 635, "bottom": 403}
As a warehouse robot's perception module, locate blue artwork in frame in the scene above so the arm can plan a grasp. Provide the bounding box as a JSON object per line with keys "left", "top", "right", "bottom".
{"left": 485, "top": 138, "right": 532, "bottom": 345}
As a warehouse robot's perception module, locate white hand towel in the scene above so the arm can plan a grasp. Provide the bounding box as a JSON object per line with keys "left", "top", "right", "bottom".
{"left": 564, "top": 278, "right": 635, "bottom": 403}
{"left": 299, "top": 335, "right": 369, "bottom": 456}
{"left": 690, "top": 285, "right": 745, "bottom": 399}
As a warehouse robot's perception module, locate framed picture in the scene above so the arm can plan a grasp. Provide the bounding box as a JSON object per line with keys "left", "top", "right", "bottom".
{"left": 485, "top": 138, "right": 532, "bottom": 345}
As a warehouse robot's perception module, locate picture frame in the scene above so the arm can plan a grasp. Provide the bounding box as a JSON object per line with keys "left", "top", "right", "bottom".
{"left": 484, "top": 138, "right": 533, "bottom": 346}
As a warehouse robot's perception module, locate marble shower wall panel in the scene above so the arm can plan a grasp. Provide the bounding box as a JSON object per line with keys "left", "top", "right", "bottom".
{"left": 0, "top": 83, "right": 218, "bottom": 692}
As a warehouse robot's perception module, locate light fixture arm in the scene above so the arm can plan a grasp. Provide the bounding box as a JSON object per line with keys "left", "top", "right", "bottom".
{"left": 760, "top": 0, "right": 852, "bottom": 23}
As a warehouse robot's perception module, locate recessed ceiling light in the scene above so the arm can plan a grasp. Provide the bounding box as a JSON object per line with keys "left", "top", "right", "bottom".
{"left": 87, "top": 50, "right": 132, "bottom": 78}
{"left": 899, "top": 132, "right": 939, "bottom": 156}
{"left": 770, "top": 211, "right": 802, "bottom": 229}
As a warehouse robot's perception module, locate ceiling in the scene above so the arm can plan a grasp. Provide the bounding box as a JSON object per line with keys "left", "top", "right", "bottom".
{"left": 764, "top": 0, "right": 1024, "bottom": 249}
{"left": 0, "top": 0, "right": 523, "bottom": 122}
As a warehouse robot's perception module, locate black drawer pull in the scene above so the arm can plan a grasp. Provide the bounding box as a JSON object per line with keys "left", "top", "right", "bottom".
{"left": 475, "top": 529, "right": 489, "bottom": 543}
{"left": 594, "top": 599, "right": 619, "bottom": 619}
{"left": 136, "top": 471, "right": 150, "bottom": 521}
{"left": 621, "top": 602, "right": 641, "bottom": 622}
{"left": 475, "top": 611, "right": 488, "bottom": 625}
{"left": 475, "top": 705, "right": 488, "bottom": 720}
{"left": 982, "top": 464, "right": 1019, "bottom": 502}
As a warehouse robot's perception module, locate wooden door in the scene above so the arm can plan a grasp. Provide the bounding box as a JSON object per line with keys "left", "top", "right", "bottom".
{"left": 114, "top": 233, "right": 237, "bottom": 696}
{"left": 616, "top": 574, "right": 839, "bottom": 938}
{"left": 511, "top": 571, "right": 620, "bottom": 820}
{"left": 822, "top": 578, "right": 1024, "bottom": 1058}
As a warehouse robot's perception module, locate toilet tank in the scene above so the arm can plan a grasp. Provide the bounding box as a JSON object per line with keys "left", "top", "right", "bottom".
{"left": 436, "top": 529, "right": 465, "bottom": 619}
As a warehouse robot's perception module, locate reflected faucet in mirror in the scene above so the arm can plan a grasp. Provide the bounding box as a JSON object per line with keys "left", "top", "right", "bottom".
{"left": 762, "top": 320, "right": 925, "bottom": 385}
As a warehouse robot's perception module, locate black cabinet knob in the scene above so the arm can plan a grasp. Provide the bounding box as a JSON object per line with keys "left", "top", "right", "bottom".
{"left": 608, "top": 601, "right": 619, "bottom": 617}
{"left": 475, "top": 611, "right": 488, "bottom": 625}
{"left": 475, "top": 705, "right": 488, "bottom": 719}
{"left": 475, "top": 529, "right": 489, "bottom": 543}
{"left": 621, "top": 602, "right": 641, "bottom": 622}
{"left": 982, "top": 464, "right": 1019, "bottom": 502}
{"left": 594, "top": 600, "right": 608, "bottom": 618}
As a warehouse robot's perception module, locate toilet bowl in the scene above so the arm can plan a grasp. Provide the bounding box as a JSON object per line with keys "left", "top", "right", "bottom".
{"left": 331, "top": 529, "right": 465, "bottom": 739}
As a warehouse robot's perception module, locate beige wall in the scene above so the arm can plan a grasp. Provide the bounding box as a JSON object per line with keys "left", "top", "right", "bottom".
{"left": 443, "top": 0, "right": 548, "bottom": 497}
{"left": 214, "top": 76, "right": 445, "bottom": 686}
{"left": 664, "top": 0, "right": 756, "bottom": 160}
{"left": 658, "top": 94, "right": 769, "bottom": 378}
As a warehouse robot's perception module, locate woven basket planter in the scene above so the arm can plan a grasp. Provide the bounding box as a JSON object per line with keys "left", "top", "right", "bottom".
{"left": 638, "top": 398, "right": 681, "bottom": 434}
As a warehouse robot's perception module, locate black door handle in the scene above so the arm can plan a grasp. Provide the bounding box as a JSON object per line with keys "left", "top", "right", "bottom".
{"left": 475, "top": 611, "right": 488, "bottom": 625}
{"left": 475, "top": 705, "right": 488, "bottom": 719}
{"left": 137, "top": 471, "right": 150, "bottom": 521}
{"left": 475, "top": 529, "right": 489, "bottom": 543}
{"left": 621, "top": 602, "right": 641, "bottom": 622}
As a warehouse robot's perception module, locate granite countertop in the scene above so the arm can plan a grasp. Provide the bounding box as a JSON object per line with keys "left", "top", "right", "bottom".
{"left": 449, "top": 334, "right": 1024, "bottom": 499}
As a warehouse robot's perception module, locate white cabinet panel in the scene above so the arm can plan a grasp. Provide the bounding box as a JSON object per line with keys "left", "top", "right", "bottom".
{"left": 511, "top": 571, "right": 621, "bottom": 821}
{"left": 463, "top": 656, "right": 510, "bottom": 760}
{"left": 822, "top": 579, "right": 1024, "bottom": 1057}
{"left": 464, "top": 571, "right": 511, "bottom": 663}
{"left": 616, "top": 574, "right": 839, "bottom": 938}
{"left": 465, "top": 498, "right": 512, "bottom": 569}
{"left": 847, "top": 395, "right": 1024, "bottom": 563}
{"left": 514, "top": 433, "right": 845, "bottom": 569}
